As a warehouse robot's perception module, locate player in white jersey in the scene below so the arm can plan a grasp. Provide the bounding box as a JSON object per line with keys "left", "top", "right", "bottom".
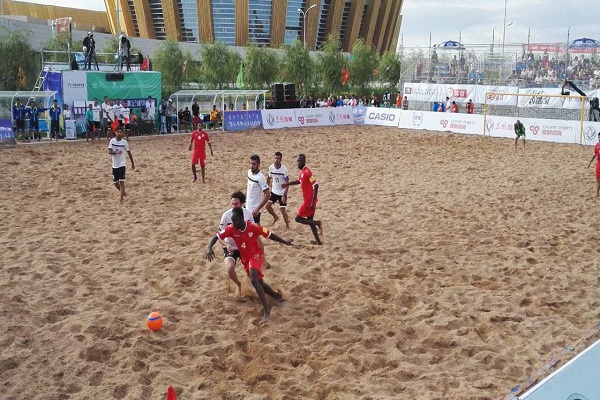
{"left": 219, "top": 191, "right": 255, "bottom": 297}
{"left": 246, "top": 154, "right": 270, "bottom": 225}
{"left": 266, "top": 151, "right": 290, "bottom": 228}
{"left": 108, "top": 126, "right": 135, "bottom": 202}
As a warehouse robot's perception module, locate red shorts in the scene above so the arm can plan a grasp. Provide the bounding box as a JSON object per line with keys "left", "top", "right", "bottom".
{"left": 193, "top": 116, "right": 200, "bottom": 126}
{"left": 192, "top": 152, "right": 206, "bottom": 167}
{"left": 595, "top": 164, "right": 600, "bottom": 180}
{"left": 242, "top": 254, "right": 264, "bottom": 280}
{"left": 298, "top": 199, "right": 317, "bottom": 218}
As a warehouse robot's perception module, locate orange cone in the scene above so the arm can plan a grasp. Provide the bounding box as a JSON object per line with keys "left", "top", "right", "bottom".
{"left": 166, "top": 386, "right": 177, "bottom": 400}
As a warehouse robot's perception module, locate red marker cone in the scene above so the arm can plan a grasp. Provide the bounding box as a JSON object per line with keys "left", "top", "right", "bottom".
{"left": 166, "top": 385, "right": 177, "bottom": 400}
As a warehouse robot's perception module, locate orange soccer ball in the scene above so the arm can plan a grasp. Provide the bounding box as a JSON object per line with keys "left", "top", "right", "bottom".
{"left": 146, "top": 312, "right": 163, "bottom": 331}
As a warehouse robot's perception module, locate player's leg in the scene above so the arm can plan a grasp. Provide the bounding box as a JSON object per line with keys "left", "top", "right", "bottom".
{"left": 224, "top": 250, "right": 242, "bottom": 297}
{"left": 191, "top": 153, "right": 198, "bottom": 182}
{"left": 279, "top": 199, "right": 290, "bottom": 229}
{"left": 119, "top": 179, "right": 127, "bottom": 202}
{"left": 260, "top": 280, "right": 283, "bottom": 302}
{"left": 596, "top": 179, "right": 600, "bottom": 197}
{"left": 265, "top": 193, "right": 279, "bottom": 225}
{"left": 200, "top": 159, "right": 207, "bottom": 183}
{"left": 514, "top": 136, "right": 518, "bottom": 150}
{"left": 522, "top": 136, "right": 525, "bottom": 149}
{"left": 249, "top": 267, "right": 270, "bottom": 322}
{"left": 295, "top": 216, "right": 322, "bottom": 245}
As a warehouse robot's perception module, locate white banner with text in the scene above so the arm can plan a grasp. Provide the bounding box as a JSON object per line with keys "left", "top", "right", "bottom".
{"left": 261, "top": 109, "right": 299, "bottom": 130}
{"left": 363, "top": 107, "right": 402, "bottom": 127}
{"left": 399, "top": 110, "right": 482, "bottom": 135}
{"left": 294, "top": 106, "right": 353, "bottom": 127}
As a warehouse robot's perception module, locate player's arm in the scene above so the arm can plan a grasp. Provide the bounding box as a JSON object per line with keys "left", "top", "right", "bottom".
{"left": 268, "top": 232, "right": 293, "bottom": 246}
{"left": 206, "top": 234, "right": 220, "bottom": 261}
{"left": 127, "top": 150, "right": 135, "bottom": 170}
{"left": 188, "top": 136, "right": 193, "bottom": 151}
{"left": 255, "top": 188, "right": 270, "bottom": 215}
{"left": 311, "top": 183, "right": 319, "bottom": 209}
{"left": 588, "top": 154, "right": 596, "bottom": 168}
{"left": 207, "top": 140, "right": 213, "bottom": 156}
{"left": 282, "top": 179, "right": 299, "bottom": 188}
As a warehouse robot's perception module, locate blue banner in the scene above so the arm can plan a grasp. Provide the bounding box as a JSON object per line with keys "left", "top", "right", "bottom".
{"left": 224, "top": 110, "right": 263, "bottom": 131}
{"left": 0, "top": 118, "right": 16, "bottom": 147}
{"left": 353, "top": 106, "right": 367, "bottom": 124}
{"left": 43, "top": 71, "right": 62, "bottom": 108}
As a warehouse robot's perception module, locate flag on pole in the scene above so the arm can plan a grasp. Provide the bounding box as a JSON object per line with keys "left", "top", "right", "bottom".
{"left": 236, "top": 62, "right": 245, "bottom": 89}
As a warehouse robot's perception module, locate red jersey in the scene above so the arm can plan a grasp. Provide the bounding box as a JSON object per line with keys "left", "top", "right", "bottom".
{"left": 299, "top": 166, "right": 317, "bottom": 203}
{"left": 217, "top": 222, "right": 271, "bottom": 262}
{"left": 191, "top": 129, "right": 209, "bottom": 155}
{"left": 466, "top": 102, "right": 475, "bottom": 114}
{"left": 595, "top": 143, "right": 600, "bottom": 163}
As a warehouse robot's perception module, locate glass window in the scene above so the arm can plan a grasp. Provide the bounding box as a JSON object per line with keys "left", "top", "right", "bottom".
{"left": 249, "top": 0, "right": 272, "bottom": 45}
{"left": 127, "top": 0, "right": 140, "bottom": 37}
{"left": 315, "top": 0, "right": 330, "bottom": 49}
{"left": 339, "top": 0, "right": 352, "bottom": 45}
{"left": 284, "top": 0, "right": 305, "bottom": 46}
{"left": 212, "top": 0, "right": 236, "bottom": 45}
{"left": 148, "top": 0, "right": 166, "bottom": 40}
{"left": 178, "top": 0, "right": 199, "bottom": 42}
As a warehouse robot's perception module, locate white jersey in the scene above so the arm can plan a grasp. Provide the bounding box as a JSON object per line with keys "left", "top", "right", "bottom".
{"left": 268, "top": 163, "right": 289, "bottom": 196}
{"left": 106, "top": 105, "right": 114, "bottom": 121}
{"left": 219, "top": 207, "right": 254, "bottom": 250}
{"left": 92, "top": 103, "right": 101, "bottom": 122}
{"left": 101, "top": 102, "right": 110, "bottom": 119}
{"left": 246, "top": 169, "right": 269, "bottom": 212}
{"left": 108, "top": 138, "right": 130, "bottom": 168}
{"left": 113, "top": 104, "right": 123, "bottom": 121}
{"left": 121, "top": 107, "right": 131, "bottom": 123}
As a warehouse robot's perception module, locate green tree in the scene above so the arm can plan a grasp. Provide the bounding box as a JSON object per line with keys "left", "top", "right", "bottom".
{"left": 348, "top": 38, "right": 378, "bottom": 91}
{"left": 243, "top": 44, "right": 280, "bottom": 89}
{"left": 316, "top": 35, "right": 345, "bottom": 95}
{"left": 378, "top": 50, "right": 402, "bottom": 91}
{"left": 45, "top": 32, "right": 82, "bottom": 63}
{"left": 0, "top": 28, "right": 38, "bottom": 91}
{"left": 282, "top": 39, "right": 313, "bottom": 93}
{"left": 152, "top": 40, "right": 187, "bottom": 96}
{"left": 198, "top": 41, "right": 240, "bottom": 89}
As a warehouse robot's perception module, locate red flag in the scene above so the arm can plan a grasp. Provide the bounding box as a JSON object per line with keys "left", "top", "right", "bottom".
{"left": 166, "top": 386, "right": 177, "bottom": 400}
{"left": 341, "top": 67, "right": 350, "bottom": 86}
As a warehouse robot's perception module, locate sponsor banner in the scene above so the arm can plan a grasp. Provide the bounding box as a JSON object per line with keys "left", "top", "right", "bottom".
{"left": 0, "top": 118, "right": 16, "bottom": 147}
{"left": 223, "top": 110, "right": 263, "bottom": 131}
{"left": 484, "top": 115, "right": 579, "bottom": 144}
{"left": 353, "top": 106, "right": 367, "bottom": 124}
{"left": 43, "top": 71, "right": 63, "bottom": 108}
{"left": 525, "top": 43, "right": 600, "bottom": 54}
{"left": 518, "top": 338, "right": 600, "bottom": 400}
{"left": 475, "top": 85, "right": 520, "bottom": 106}
{"left": 517, "top": 88, "right": 585, "bottom": 109}
{"left": 62, "top": 70, "right": 87, "bottom": 111}
{"left": 261, "top": 109, "right": 299, "bottom": 130}
{"left": 363, "top": 107, "right": 401, "bottom": 127}
{"left": 399, "top": 110, "right": 482, "bottom": 135}
{"left": 402, "top": 83, "right": 517, "bottom": 105}
{"left": 581, "top": 122, "right": 600, "bottom": 146}
{"left": 295, "top": 106, "right": 353, "bottom": 127}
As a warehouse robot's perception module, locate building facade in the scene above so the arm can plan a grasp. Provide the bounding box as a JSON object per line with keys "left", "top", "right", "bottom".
{"left": 106, "top": 0, "right": 403, "bottom": 53}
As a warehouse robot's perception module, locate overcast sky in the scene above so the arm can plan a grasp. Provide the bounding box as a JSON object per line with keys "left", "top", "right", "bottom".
{"left": 23, "top": 0, "right": 600, "bottom": 50}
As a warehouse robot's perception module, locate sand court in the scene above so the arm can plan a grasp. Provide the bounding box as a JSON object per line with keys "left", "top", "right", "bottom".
{"left": 1, "top": 126, "right": 600, "bottom": 399}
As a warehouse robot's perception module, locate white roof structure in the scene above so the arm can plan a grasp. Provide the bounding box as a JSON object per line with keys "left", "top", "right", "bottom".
{"left": 0, "top": 91, "right": 58, "bottom": 118}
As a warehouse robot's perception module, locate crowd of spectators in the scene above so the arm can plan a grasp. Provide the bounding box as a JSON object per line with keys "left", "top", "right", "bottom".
{"left": 514, "top": 52, "right": 600, "bottom": 89}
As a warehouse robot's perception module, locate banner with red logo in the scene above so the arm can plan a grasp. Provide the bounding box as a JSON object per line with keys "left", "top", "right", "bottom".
{"left": 294, "top": 106, "right": 353, "bottom": 127}
{"left": 261, "top": 109, "right": 298, "bottom": 130}
{"left": 399, "top": 110, "right": 482, "bottom": 135}
{"left": 403, "top": 83, "right": 517, "bottom": 104}
{"left": 484, "top": 115, "right": 579, "bottom": 144}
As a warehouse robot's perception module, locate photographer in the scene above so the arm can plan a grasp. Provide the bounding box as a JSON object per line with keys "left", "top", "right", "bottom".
{"left": 118, "top": 34, "right": 131, "bottom": 71}
{"left": 82, "top": 31, "right": 98, "bottom": 71}
{"left": 590, "top": 97, "right": 600, "bottom": 122}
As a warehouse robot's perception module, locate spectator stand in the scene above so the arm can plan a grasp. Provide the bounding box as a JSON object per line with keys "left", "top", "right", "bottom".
{"left": 0, "top": 91, "right": 57, "bottom": 141}
{"left": 168, "top": 90, "right": 269, "bottom": 132}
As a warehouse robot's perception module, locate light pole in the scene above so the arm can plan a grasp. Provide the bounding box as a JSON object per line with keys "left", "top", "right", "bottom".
{"left": 297, "top": 4, "right": 317, "bottom": 49}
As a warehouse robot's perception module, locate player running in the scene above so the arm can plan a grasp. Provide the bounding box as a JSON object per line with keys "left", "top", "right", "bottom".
{"left": 206, "top": 208, "right": 293, "bottom": 322}
{"left": 189, "top": 126, "right": 213, "bottom": 182}
{"left": 265, "top": 151, "right": 290, "bottom": 228}
{"left": 282, "top": 153, "right": 323, "bottom": 245}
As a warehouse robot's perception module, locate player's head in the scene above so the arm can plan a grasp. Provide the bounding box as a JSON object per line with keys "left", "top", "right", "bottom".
{"left": 297, "top": 153, "right": 306, "bottom": 170}
{"left": 115, "top": 126, "right": 124, "bottom": 139}
{"left": 231, "top": 207, "right": 246, "bottom": 230}
{"left": 274, "top": 151, "right": 282, "bottom": 167}
{"left": 231, "top": 191, "right": 246, "bottom": 209}
{"left": 250, "top": 154, "right": 260, "bottom": 173}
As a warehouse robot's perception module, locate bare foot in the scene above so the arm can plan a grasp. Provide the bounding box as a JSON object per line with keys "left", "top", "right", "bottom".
{"left": 310, "top": 240, "right": 323, "bottom": 245}
{"left": 271, "top": 215, "right": 279, "bottom": 226}
{"left": 260, "top": 311, "right": 270, "bottom": 324}
{"left": 235, "top": 285, "right": 241, "bottom": 298}
{"left": 193, "top": 176, "right": 197, "bottom": 183}
{"left": 317, "top": 221, "right": 323, "bottom": 235}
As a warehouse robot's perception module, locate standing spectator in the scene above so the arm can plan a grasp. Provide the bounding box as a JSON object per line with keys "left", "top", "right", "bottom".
{"left": 396, "top": 92, "right": 402, "bottom": 108}
{"left": 445, "top": 96, "right": 452, "bottom": 112}
{"left": 49, "top": 99, "right": 61, "bottom": 141}
{"left": 159, "top": 100, "right": 167, "bottom": 134}
{"left": 182, "top": 106, "right": 191, "bottom": 132}
{"left": 191, "top": 98, "right": 200, "bottom": 129}
{"left": 165, "top": 99, "right": 175, "bottom": 134}
{"left": 101, "top": 96, "right": 110, "bottom": 138}
{"left": 13, "top": 98, "right": 26, "bottom": 141}
{"left": 85, "top": 103, "right": 95, "bottom": 142}
{"left": 113, "top": 99, "right": 123, "bottom": 127}
{"left": 121, "top": 101, "right": 131, "bottom": 137}
{"left": 62, "top": 104, "right": 72, "bottom": 138}
{"left": 26, "top": 100, "right": 47, "bottom": 141}
{"left": 209, "top": 105, "right": 219, "bottom": 130}
{"left": 402, "top": 96, "right": 409, "bottom": 110}
{"left": 92, "top": 98, "right": 102, "bottom": 139}
{"left": 145, "top": 96, "right": 155, "bottom": 122}
{"left": 107, "top": 99, "right": 117, "bottom": 135}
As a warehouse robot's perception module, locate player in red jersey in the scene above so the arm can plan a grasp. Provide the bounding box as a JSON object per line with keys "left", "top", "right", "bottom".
{"left": 189, "top": 127, "right": 213, "bottom": 182}
{"left": 206, "top": 208, "right": 293, "bottom": 322}
{"left": 282, "top": 153, "right": 323, "bottom": 245}
{"left": 587, "top": 133, "right": 600, "bottom": 196}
